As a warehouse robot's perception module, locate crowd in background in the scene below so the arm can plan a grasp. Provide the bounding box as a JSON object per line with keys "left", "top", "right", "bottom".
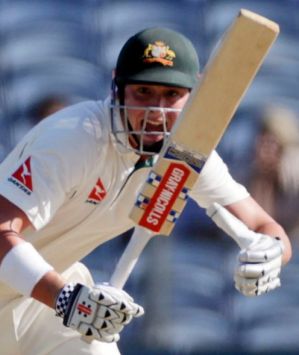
{"left": 1, "top": 0, "right": 299, "bottom": 354}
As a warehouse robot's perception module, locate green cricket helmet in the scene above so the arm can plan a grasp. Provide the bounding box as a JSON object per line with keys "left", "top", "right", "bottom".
{"left": 115, "top": 27, "right": 199, "bottom": 89}
{"left": 111, "top": 27, "right": 200, "bottom": 156}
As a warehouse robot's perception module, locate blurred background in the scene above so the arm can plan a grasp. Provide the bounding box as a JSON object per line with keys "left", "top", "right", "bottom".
{"left": 1, "top": 0, "right": 299, "bottom": 354}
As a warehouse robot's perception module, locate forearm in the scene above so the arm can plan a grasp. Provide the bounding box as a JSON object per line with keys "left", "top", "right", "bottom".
{"left": 0, "top": 231, "right": 63, "bottom": 307}
{"left": 0, "top": 201, "right": 65, "bottom": 307}
{"left": 31, "top": 270, "right": 65, "bottom": 309}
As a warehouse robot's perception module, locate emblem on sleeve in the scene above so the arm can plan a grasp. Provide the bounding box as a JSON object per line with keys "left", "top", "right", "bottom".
{"left": 8, "top": 157, "right": 33, "bottom": 195}
{"left": 86, "top": 178, "right": 107, "bottom": 205}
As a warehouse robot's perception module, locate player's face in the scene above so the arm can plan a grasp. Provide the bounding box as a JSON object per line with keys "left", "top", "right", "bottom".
{"left": 124, "top": 84, "right": 190, "bottom": 147}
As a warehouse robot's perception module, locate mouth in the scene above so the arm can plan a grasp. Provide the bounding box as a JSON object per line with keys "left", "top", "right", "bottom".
{"left": 145, "top": 119, "right": 165, "bottom": 130}
{"left": 142, "top": 120, "right": 166, "bottom": 143}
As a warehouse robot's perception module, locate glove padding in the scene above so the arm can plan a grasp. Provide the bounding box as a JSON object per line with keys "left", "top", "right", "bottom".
{"left": 63, "top": 283, "right": 144, "bottom": 342}
{"left": 234, "top": 234, "right": 283, "bottom": 296}
{"left": 206, "top": 202, "right": 284, "bottom": 297}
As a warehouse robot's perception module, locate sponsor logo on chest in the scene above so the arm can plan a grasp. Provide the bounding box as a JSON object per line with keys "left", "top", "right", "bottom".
{"left": 86, "top": 178, "right": 107, "bottom": 205}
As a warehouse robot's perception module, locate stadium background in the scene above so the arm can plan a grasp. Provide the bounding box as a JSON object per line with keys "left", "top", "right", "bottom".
{"left": 1, "top": 0, "right": 299, "bottom": 354}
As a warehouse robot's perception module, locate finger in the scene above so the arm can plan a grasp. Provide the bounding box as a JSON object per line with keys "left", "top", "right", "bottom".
{"left": 78, "top": 323, "right": 120, "bottom": 343}
{"left": 235, "top": 257, "right": 281, "bottom": 278}
{"left": 90, "top": 284, "right": 144, "bottom": 316}
{"left": 256, "top": 278, "right": 281, "bottom": 295}
{"left": 235, "top": 277, "right": 281, "bottom": 296}
{"left": 90, "top": 286, "right": 133, "bottom": 307}
{"left": 116, "top": 313, "right": 133, "bottom": 325}
{"left": 239, "top": 240, "right": 282, "bottom": 263}
{"left": 109, "top": 301, "right": 144, "bottom": 317}
{"left": 102, "top": 324, "right": 124, "bottom": 335}
{"left": 238, "top": 277, "right": 281, "bottom": 296}
{"left": 235, "top": 277, "right": 281, "bottom": 297}
{"left": 98, "top": 332, "right": 120, "bottom": 343}
{"left": 97, "top": 306, "right": 125, "bottom": 321}
{"left": 94, "top": 319, "right": 124, "bottom": 335}
{"left": 97, "top": 306, "right": 136, "bottom": 324}
{"left": 100, "top": 284, "right": 134, "bottom": 302}
{"left": 131, "top": 303, "right": 144, "bottom": 317}
{"left": 234, "top": 268, "right": 281, "bottom": 290}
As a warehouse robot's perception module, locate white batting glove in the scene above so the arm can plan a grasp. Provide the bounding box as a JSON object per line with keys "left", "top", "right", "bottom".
{"left": 56, "top": 283, "right": 144, "bottom": 342}
{"left": 234, "top": 234, "right": 283, "bottom": 296}
{"left": 207, "top": 202, "right": 284, "bottom": 297}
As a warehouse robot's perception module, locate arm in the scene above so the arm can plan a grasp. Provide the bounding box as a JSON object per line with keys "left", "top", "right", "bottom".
{"left": 0, "top": 195, "right": 65, "bottom": 308}
{"left": 0, "top": 195, "right": 143, "bottom": 342}
{"left": 207, "top": 198, "right": 290, "bottom": 296}
{"left": 225, "top": 195, "right": 292, "bottom": 264}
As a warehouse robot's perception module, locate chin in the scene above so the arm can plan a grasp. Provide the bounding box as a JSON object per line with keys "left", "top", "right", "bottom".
{"left": 143, "top": 140, "right": 164, "bottom": 154}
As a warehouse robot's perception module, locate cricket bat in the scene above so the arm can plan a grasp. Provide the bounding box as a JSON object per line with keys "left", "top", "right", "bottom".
{"left": 109, "top": 9, "right": 279, "bottom": 288}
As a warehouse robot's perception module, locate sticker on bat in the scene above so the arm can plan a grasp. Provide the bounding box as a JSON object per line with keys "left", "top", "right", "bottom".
{"left": 164, "top": 143, "right": 207, "bottom": 173}
{"left": 139, "top": 162, "right": 190, "bottom": 232}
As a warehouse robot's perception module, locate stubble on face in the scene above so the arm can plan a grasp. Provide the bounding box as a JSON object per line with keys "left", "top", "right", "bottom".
{"left": 123, "top": 84, "right": 190, "bottom": 150}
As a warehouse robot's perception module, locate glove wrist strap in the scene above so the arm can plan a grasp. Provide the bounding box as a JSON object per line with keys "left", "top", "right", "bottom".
{"left": 62, "top": 283, "right": 85, "bottom": 326}
{"left": 55, "top": 282, "right": 76, "bottom": 318}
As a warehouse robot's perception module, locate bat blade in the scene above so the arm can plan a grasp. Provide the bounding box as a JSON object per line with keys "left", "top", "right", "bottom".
{"left": 130, "top": 9, "right": 279, "bottom": 235}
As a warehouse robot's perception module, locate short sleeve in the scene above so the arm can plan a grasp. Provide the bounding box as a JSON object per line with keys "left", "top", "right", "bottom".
{"left": 190, "top": 150, "right": 250, "bottom": 208}
{"left": 0, "top": 105, "right": 100, "bottom": 229}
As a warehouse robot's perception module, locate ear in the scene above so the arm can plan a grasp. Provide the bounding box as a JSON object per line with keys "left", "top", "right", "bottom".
{"left": 111, "top": 69, "right": 116, "bottom": 79}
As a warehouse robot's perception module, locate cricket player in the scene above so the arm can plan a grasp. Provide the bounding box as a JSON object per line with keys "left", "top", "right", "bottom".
{"left": 0, "top": 27, "right": 291, "bottom": 355}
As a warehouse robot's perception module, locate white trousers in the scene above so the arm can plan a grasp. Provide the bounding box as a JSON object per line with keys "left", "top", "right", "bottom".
{"left": 0, "top": 262, "right": 121, "bottom": 355}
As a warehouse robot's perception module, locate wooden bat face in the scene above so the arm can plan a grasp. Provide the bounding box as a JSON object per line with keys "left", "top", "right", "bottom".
{"left": 130, "top": 9, "right": 279, "bottom": 235}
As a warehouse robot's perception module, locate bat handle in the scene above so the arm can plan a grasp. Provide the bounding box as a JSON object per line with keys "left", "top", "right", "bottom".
{"left": 82, "top": 226, "right": 154, "bottom": 343}
{"left": 206, "top": 202, "right": 256, "bottom": 249}
{"left": 109, "top": 226, "right": 154, "bottom": 289}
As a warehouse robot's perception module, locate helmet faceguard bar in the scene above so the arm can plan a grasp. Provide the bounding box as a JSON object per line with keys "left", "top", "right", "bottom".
{"left": 110, "top": 103, "right": 181, "bottom": 155}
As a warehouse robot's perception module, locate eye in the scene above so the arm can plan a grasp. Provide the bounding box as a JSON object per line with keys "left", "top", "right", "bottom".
{"left": 136, "top": 87, "right": 152, "bottom": 95}
{"left": 165, "top": 89, "right": 180, "bottom": 98}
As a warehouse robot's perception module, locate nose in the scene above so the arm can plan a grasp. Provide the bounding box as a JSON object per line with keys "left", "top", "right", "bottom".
{"left": 144, "top": 95, "right": 164, "bottom": 120}
{"left": 158, "top": 95, "right": 168, "bottom": 108}
{"left": 149, "top": 93, "right": 167, "bottom": 108}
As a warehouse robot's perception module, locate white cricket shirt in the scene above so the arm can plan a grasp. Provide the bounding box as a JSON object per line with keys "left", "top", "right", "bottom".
{"left": 0, "top": 98, "right": 249, "bottom": 302}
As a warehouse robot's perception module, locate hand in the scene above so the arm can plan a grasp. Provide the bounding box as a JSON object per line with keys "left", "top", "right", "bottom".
{"left": 61, "top": 283, "right": 144, "bottom": 342}
{"left": 234, "top": 234, "right": 283, "bottom": 296}
{"left": 206, "top": 202, "right": 284, "bottom": 296}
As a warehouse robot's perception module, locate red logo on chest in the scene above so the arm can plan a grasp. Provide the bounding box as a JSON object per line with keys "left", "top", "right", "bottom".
{"left": 86, "top": 178, "right": 107, "bottom": 204}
